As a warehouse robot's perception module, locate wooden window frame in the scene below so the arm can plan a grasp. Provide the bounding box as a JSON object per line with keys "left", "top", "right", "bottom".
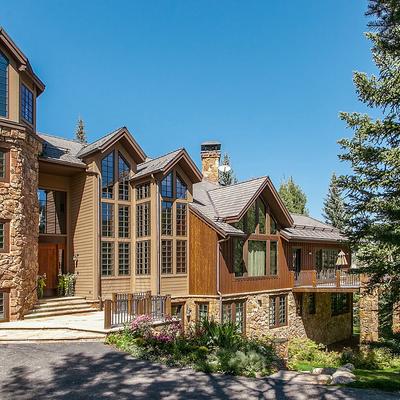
{"left": 176, "top": 173, "right": 187, "bottom": 199}
{"left": 0, "top": 289, "right": 10, "bottom": 322}
{"left": 161, "top": 171, "right": 174, "bottom": 199}
{"left": 136, "top": 202, "right": 151, "bottom": 238}
{"left": 0, "top": 219, "right": 10, "bottom": 253}
{"left": 136, "top": 240, "right": 151, "bottom": 275}
{"left": 101, "top": 150, "right": 115, "bottom": 199}
{"left": 0, "top": 147, "right": 10, "bottom": 183}
{"left": 117, "top": 152, "right": 131, "bottom": 201}
{"left": 161, "top": 239, "right": 173, "bottom": 275}
{"left": 101, "top": 202, "right": 114, "bottom": 238}
{"left": 171, "top": 302, "right": 185, "bottom": 321}
{"left": 176, "top": 240, "right": 187, "bottom": 274}
{"left": 269, "top": 294, "right": 288, "bottom": 328}
{"left": 316, "top": 248, "right": 340, "bottom": 271}
{"left": 101, "top": 241, "right": 114, "bottom": 276}
{"left": 196, "top": 302, "right": 209, "bottom": 322}
{"left": 176, "top": 202, "right": 187, "bottom": 236}
{"left": 161, "top": 201, "right": 173, "bottom": 236}
{"left": 136, "top": 182, "right": 150, "bottom": 200}
{"left": 20, "top": 83, "right": 34, "bottom": 126}
{"left": 118, "top": 205, "right": 130, "bottom": 238}
{"left": 118, "top": 242, "right": 130, "bottom": 276}
{"left": 222, "top": 300, "right": 246, "bottom": 333}
{"left": 0, "top": 51, "right": 9, "bottom": 119}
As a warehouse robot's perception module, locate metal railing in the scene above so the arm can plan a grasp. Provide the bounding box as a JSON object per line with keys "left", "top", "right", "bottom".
{"left": 293, "top": 268, "right": 360, "bottom": 289}
{"left": 104, "top": 291, "right": 171, "bottom": 329}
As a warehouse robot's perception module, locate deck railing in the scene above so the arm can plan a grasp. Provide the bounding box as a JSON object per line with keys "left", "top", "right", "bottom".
{"left": 104, "top": 291, "right": 171, "bottom": 329}
{"left": 293, "top": 268, "right": 360, "bottom": 289}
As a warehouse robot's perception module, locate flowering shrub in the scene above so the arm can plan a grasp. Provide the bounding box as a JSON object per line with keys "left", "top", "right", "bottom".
{"left": 130, "top": 315, "right": 153, "bottom": 338}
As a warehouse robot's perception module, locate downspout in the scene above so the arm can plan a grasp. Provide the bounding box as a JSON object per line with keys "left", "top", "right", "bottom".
{"left": 97, "top": 173, "right": 102, "bottom": 302}
{"left": 153, "top": 174, "right": 161, "bottom": 295}
{"left": 217, "top": 236, "right": 229, "bottom": 322}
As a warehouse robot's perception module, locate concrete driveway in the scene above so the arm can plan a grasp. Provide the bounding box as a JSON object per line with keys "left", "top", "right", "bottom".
{"left": 0, "top": 343, "right": 397, "bottom": 400}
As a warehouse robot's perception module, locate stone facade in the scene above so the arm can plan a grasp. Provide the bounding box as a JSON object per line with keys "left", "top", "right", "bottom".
{"left": 0, "top": 125, "right": 41, "bottom": 320}
{"left": 200, "top": 150, "right": 220, "bottom": 183}
{"left": 173, "top": 291, "right": 353, "bottom": 345}
{"left": 359, "top": 278, "right": 379, "bottom": 343}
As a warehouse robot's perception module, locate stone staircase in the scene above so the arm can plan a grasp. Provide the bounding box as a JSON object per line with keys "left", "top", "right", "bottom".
{"left": 24, "top": 296, "right": 97, "bottom": 319}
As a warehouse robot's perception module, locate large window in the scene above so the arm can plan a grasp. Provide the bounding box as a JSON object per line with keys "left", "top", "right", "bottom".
{"left": 316, "top": 249, "right": 339, "bottom": 270}
{"left": 270, "top": 241, "right": 278, "bottom": 275}
{"left": 21, "top": 84, "right": 33, "bottom": 124}
{"left": 233, "top": 239, "right": 246, "bottom": 277}
{"left": 161, "top": 201, "right": 173, "bottom": 235}
{"left": 269, "top": 295, "right": 287, "bottom": 328}
{"left": 248, "top": 241, "right": 266, "bottom": 276}
{"left": 101, "top": 152, "right": 114, "bottom": 199}
{"left": 136, "top": 202, "right": 150, "bottom": 237}
{"left": 136, "top": 182, "right": 150, "bottom": 200}
{"left": 118, "top": 205, "right": 129, "bottom": 238}
{"left": 136, "top": 240, "right": 150, "bottom": 275}
{"left": 196, "top": 302, "right": 209, "bottom": 321}
{"left": 101, "top": 242, "right": 114, "bottom": 276}
{"left": 176, "top": 174, "right": 187, "bottom": 199}
{"left": 161, "top": 240, "right": 173, "bottom": 274}
{"left": 222, "top": 301, "right": 246, "bottom": 333}
{"left": 176, "top": 240, "right": 187, "bottom": 274}
{"left": 38, "top": 189, "right": 67, "bottom": 235}
{"left": 331, "top": 293, "right": 350, "bottom": 316}
{"left": 0, "top": 220, "right": 9, "bottom": 253}
{"left": 161, "top": 172, "right": 173, "bottom": 198}
{"left": 118, "top": 154, "right": 130, "bottom": 201}
{"left": 101, "top": 203, "right": 114, "bottom": 237}
{"left": 0, "top": 51, "right": 8, "bottom": 118}
{"left": 0, "top": 149, "right": 9, "bottom": 182}
{"left": 118, "top": 242, "right": 130, "bottom": 275}
{"left": 176, "top": 203, "right": 187, "bottom": 236}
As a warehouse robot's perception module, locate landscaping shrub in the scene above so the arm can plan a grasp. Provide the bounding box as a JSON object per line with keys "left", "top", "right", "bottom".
{"left": 106, "top": 317, "right": 277, "bottom": 377}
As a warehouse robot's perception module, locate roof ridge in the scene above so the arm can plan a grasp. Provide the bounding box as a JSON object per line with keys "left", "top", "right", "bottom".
{"left": 138, "top": 148, "right": 184, "bottom": 166}
{"left": 38, "top": 132, "right": 83, "bottom": 145}
{"left": 207, "top": 175, "right": 268, "bottom": 193}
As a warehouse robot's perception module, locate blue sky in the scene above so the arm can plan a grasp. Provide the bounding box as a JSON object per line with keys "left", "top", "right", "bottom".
{"left": 2, "top": 1, "right": 375, "bottom": 217}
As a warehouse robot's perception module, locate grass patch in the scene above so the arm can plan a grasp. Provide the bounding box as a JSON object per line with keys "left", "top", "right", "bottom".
{"left": 346, "top": 368, "right": 400, "bottom": 392}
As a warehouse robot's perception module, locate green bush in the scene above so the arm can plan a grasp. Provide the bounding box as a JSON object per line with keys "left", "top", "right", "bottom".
{"left": 341, "top": 346, "right": 400, "bottom": 370}
{"left": 288, "top": 338, "right": 341, "bottom": 370}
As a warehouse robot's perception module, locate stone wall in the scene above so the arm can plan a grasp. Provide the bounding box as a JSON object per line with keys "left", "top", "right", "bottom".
{"left": 173, "top": 291, "right": 353, "bottom": 345}
{"left": 0, "top": 125, "right": 41, "bottom": 320}
{"left": 200, "top": 150, "right": 220, "bottom": 183}
{"left": 359, "top": 278, "right": 379, "bottom": 343}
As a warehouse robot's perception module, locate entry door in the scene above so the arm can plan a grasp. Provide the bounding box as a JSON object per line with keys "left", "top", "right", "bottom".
{"left": 38, "top": 243, "right": 58, "bottom": 296}
{"left": 292, "top": 248, "right": 302, "bottom": 275}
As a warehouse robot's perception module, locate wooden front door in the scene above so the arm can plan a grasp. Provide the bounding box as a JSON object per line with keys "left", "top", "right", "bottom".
{"left": 38, "top": 243, "right": 59, "bottom": 296}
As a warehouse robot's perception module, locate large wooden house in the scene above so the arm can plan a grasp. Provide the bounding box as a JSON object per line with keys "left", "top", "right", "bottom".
{"left": 0, "top": 28, "right": 360, "bottom": 345}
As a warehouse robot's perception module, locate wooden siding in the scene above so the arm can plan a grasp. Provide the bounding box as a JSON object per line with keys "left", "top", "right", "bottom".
{"left": 101, "top": 277, "right": 131, "bottom": 298}
{"left": 70, "top": 171, "right": 98, "bottom": 299}
{"left": 220, "top": 237, "right": 293, "bottom": 294}
{"left": 189, "top": 211, "right": 217, "bottom": 295}
{"left": 161, "top": 275, "right": 188, "bottom": 296}
{"left": 135, "top": 276, "right": 151, "bottom": 293}
{"left": 288, "top": 241, "right": 350, "bottom": 271}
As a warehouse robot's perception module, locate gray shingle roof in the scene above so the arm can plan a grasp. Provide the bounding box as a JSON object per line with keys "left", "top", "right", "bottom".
{"left": 134, "top": 149, "right": 183, "bottom": 179}
{"left": 38, "top": 133, "right": 86, "bottom": 167}
{"left": 76, "top": 128, "right": 121, "bottom": 157}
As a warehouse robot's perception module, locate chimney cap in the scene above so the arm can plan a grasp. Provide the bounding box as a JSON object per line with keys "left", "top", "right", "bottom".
{"left": 201, "top": 141, "right": 221, "bottom": 152}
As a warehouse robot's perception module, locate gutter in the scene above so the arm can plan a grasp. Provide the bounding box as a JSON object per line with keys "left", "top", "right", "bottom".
{"left": 153, "top": 173, "right": 161, "bottom": 295}
{"left": 216, "top": 236, "right": 230, "bottom": 322}
{"left": 97, "top": 173, "right": 102, "bottom": 301}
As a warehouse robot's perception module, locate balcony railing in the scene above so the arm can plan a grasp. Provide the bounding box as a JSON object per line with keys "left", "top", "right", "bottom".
{"left": 104, "top": 291, "right": 171, "bottom": 329}
{"left": 293, "top": 268, "right": 360, "bottom": 290}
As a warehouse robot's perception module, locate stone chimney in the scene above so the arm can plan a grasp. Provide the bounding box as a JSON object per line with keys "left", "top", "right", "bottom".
{"left": 201, "top": 141, "right": 221, "bottom": 183}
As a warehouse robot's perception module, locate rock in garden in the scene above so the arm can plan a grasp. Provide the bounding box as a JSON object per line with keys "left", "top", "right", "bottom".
{"left": 312, "top": 367, "right": 336, "bottom": 375}
{"left": 331, "top": 370, "right": 356, "bottom": 385}
{"left": 339, "top": 363, "right": 355, "bottom": 371}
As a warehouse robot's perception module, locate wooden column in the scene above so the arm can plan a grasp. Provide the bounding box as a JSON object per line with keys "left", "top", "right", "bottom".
{"left": 165, "top": 295, "right": 171, "bottom": 316}
{"left": 104, "top": 299, "right": 112, "bottom": 329}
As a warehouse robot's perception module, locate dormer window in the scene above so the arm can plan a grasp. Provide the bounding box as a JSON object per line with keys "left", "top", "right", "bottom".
{"left": 0, "top": 51, "right": 8, "bottom": 118}
{"left": 21, "top": 84, "right": 33, "bottom": 124}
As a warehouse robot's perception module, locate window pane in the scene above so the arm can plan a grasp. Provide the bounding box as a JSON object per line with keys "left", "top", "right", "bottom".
{"left": 101, "top": 152, "right": 114, "bottom": 199}
{"left": 118, "top": 243, "right": 130, "bottom": 275}
{"left": 176, "top": 203, "right": 187, "bottom": 236}
{"left": 171, "top": 304, "right": 183, "bottom": 319}
{"left": 176, "top": 174, "right": 187, "bottom": 199}
{"left": 0, "top": 150, "right": 5, "bottom": 179}
{"left": 176, "top": 240, "right": 187, "bottom": 273}
{"left": 235, "top": 302, "right": 244, "bottom": 333}
{"left": 245, "top": 203, "right": 257, "bottom": 234}
{"left": 37, "top": 189, "right": 67, "bottom": 234}
{"left": 136, "top": 202, "right": 150, "bottom": 237}
{"left": 161, "top": 172, "right": 173, "bottom": 198}
{"left": 136, "top": 240, "right": 150, "bottom": 275}
{"left": 258, "top": 199, "right": 266, "bottom": 234}
{"left": 118, "top": 154, "right": 130, "bottom": 201}
{"left": 101, "top": 242, "right": 113, "bottom": 276}
{"left": 0, "top": 52, "right": 8, "bottom": 118}
{"left": 161, "top": 240, "right": 173, "bottom": 274}
{"left": 279, "top": 296, "right": 286, "bottom": 324}
{"left": 0, "top": 292, "right": 4, "bottom": 320}
{"left": 222, "top": 303, "right": 232, "bottom": 323}
{"left": 269, "top": 241, "right": 278, "bottom": 275}
{"left": 233, "top": 238, "right": 245, "bottom": 277}
{"left": 161, "top": 201, "right": 173, "bottom": 235}
{"left": 317, "top": 249, "right": 339, "bottom": 270}
{"left": 21, "top": 84, "right": 33, "bottom": 124}
{"left": 248, "top": 240, "right": 266, "bottom": 276}
{"left": 197, "top": 303, "right": 208, "bottom": 321}
{"left": 118, "top": 206, "right": 129, "bottom": 238}
{"left": 102, "top": 203, "right": 114, "bottom": 237}
{"left": 270, "top": 217, "right": 278, "bottom": 234}
{"left": 136, "top": 182, "right": 150, "bottom": 200}
{"left": 0, "top": 222, "right": 4, "bottom": 250}
{"left": 269, "top": 297, "right": 276, "bottom": 328}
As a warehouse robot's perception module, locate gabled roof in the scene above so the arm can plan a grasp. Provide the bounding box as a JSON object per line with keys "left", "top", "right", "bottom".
{"left": 281, "top": 214, "right": 346, "bottom": 242}
{"left": 132, "top": 148, "right": 202, "bottom": 183}
{"left": 38, "top": 133, "right": 86, "bottom": 167}
{"left": 0, "top": 27, "right": 45, "bottom": 95}
{"left": 77, "top": 127, "right": 146, "bottom": 163}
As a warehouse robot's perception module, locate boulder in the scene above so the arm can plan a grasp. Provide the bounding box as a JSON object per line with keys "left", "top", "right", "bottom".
{"left": 312, "top": 367, "right": 336, "bottom": 375}
{"left": 339, "top": 363, "right": 355, "bottom": 372}
{"left": 331, "top": 370, "right": 356, "bottom": 385}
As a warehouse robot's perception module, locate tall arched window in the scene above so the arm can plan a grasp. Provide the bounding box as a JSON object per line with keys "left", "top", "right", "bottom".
{"left": 0, "top": 51, "right": 8, "bottom": 118}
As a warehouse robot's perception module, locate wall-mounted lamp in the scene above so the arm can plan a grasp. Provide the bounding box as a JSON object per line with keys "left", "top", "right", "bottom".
{"left": 73, "top": 253, "right": 79, "bottom": 274}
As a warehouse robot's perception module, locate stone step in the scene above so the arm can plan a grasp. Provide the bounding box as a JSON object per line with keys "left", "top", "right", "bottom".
{"left": 34, "top": 299, "right": 90, "bottom": 309}
{"left": 37, "top": 296, "right": 86, "bottom": 304}
{"left": 24, "top": 307, "right": 96, "bottom": 319}
{"left": 28, "top": 303, "right": 92, "bottom": 314}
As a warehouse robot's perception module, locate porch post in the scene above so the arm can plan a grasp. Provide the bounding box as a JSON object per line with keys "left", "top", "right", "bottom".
{"left": 104, "top": 299, "right": 112, "bottom": 329}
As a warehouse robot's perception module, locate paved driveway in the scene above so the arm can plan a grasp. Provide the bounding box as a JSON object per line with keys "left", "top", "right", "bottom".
{"left": 0, "top": 343, "right": 397, "bottom": 400}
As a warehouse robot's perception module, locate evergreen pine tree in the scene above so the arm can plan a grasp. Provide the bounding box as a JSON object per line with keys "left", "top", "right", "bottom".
{"left": 218, "top": 153, "right": 237, "bottom": 186}
{"left": 278, "top": 177, "right": 308, "bottom": 215}
{"left": 338, "top": 0, "right": 400, "bottom": 300}
{"left": 322, "top": 172, "right": 347, "bottom": 231}
{"left": 75, "top": 117, "right": 87, "bottom": 144}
